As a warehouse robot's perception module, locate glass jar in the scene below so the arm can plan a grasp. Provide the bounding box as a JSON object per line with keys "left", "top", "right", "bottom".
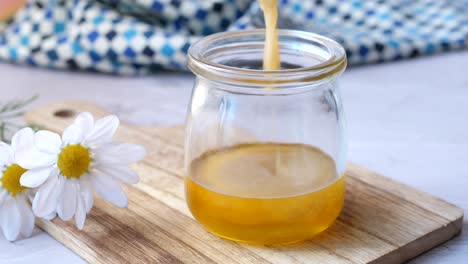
{"left": 185, "top": 29, "right": 347, "bottom": 244}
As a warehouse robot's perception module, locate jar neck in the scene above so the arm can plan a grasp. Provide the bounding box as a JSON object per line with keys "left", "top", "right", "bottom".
{"left": 188, "top": 29, "right": 347, "bottom": 91}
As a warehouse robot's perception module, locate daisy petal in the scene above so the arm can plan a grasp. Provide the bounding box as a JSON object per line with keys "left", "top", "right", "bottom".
{"left": 73, "top": 112, "right": 94, "bottom": 139}
{"left": 94, "top": 142, "right": 146, "bottom": 165}
{"left": 61, "top": 112, "right": 95, "bottom": 145}
{"left": 93, "top": 174, "right": 128, "bottom": 208}
{"left": 0, "top": 190, "right": 7, "bottom": 207}
{"left": 84, "top": 115, "right": 119, "bottom": 147}
{"left": 79, "top": 177, "right": 94, "bottom": 213}
{"left": 43, "top": 212, "right": 57, "bottom": 221}
{"left": 11, "top": 127, "right": 34, "bottom": 152}
{"left": 96, "top": 164, "right": 140, "bottom": 184}
{"left": 20, "top": 167, "right": 53, "bottom": 188}
{"left": 35, "top": 130, "right": 62, "bottom": 154}
{"left": 1, "top": 197, "right": 21, "bottom": 241}
{"left": 15, "top": 149, "right": 56, "bottom": 170}
{"left": 13, "top": 128, "right": 55, "bottom": 170}
{"left": 32, "top": 170, "right": 63, "bottom": 217}
{"left": 0, "top": 143, "right": 13, "bottom": 168}
{"left": 57, "top": 180, "right": 77, "bottom": 221}
{"left": 75, "top": 194, "right": 86, "bottom": 230}
{"left": 18, "top": 195, "right": 35, "bottom": 238}
{"left": 62, "top": 124, "right": 84, "bottom": 145}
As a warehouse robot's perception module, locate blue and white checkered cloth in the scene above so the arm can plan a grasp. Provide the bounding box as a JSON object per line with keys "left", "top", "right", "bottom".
{"left": 0, "top": 0, "right": 467, "bottom": 74}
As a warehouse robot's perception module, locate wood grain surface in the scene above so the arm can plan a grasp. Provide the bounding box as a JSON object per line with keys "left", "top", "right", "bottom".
{"left": 25, "top": 101, "right": 464, "bottom": 264}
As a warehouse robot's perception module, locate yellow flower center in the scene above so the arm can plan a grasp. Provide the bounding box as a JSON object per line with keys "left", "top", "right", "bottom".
{"left": 57, "top": 144, "right": 91, "bottom": 179}
{"left": 1, "top": 164, "right": 28, "bottom": 196}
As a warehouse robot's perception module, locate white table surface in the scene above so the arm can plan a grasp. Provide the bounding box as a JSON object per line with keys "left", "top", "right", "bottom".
{"left": 0, "top": 51, "right": 467, "bottom": 263}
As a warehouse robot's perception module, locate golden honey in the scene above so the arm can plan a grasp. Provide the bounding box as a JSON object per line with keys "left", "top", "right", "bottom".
{"left": 185, "top": 143, "right": 345, "bottom": 244}
{"left": 259, "top": 0, "right": 281, "bottom": 70}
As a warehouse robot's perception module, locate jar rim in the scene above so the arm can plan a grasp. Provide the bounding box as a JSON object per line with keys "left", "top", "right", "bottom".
{"left": 188, "top": 29, "right": 347, "bottom": 88}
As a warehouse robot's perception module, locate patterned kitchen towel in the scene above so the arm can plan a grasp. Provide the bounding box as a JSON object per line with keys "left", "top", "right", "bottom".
{"left": 0, "top": 0, "right": 467, "bottom": 74}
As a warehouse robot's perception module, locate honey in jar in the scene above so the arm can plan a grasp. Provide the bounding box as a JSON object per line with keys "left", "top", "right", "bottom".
{"left": 186, "top": 143, "right": 345, "bottom": 244}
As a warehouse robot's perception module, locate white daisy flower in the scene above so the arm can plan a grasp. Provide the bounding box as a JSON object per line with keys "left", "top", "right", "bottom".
{"left": 0, "top": 132, "right": 35, "bottom": 241}
{"left": 16, "top": 112, "right": 146, "bottom": 229}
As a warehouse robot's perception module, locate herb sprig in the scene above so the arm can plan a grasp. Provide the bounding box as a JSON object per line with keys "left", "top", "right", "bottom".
{"left": 0, "top": 95, "right": 39, "bottom": 143}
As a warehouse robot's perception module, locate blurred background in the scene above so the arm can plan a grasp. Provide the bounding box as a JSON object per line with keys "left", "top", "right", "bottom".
{"left": 1, "top": 0, "right": 466, "bottom": 72}
{"left": 0, "top": 1, "right": 467, "bottom": 264}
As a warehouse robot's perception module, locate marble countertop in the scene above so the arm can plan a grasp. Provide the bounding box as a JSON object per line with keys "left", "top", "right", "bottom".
{"left": 1, "top": 51, "right": 467, "bottom": 263}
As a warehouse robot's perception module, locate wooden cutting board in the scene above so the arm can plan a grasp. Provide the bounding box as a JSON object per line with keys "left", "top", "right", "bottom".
{"left": 25, "top": 101, "right": 463, "bottom": 264}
